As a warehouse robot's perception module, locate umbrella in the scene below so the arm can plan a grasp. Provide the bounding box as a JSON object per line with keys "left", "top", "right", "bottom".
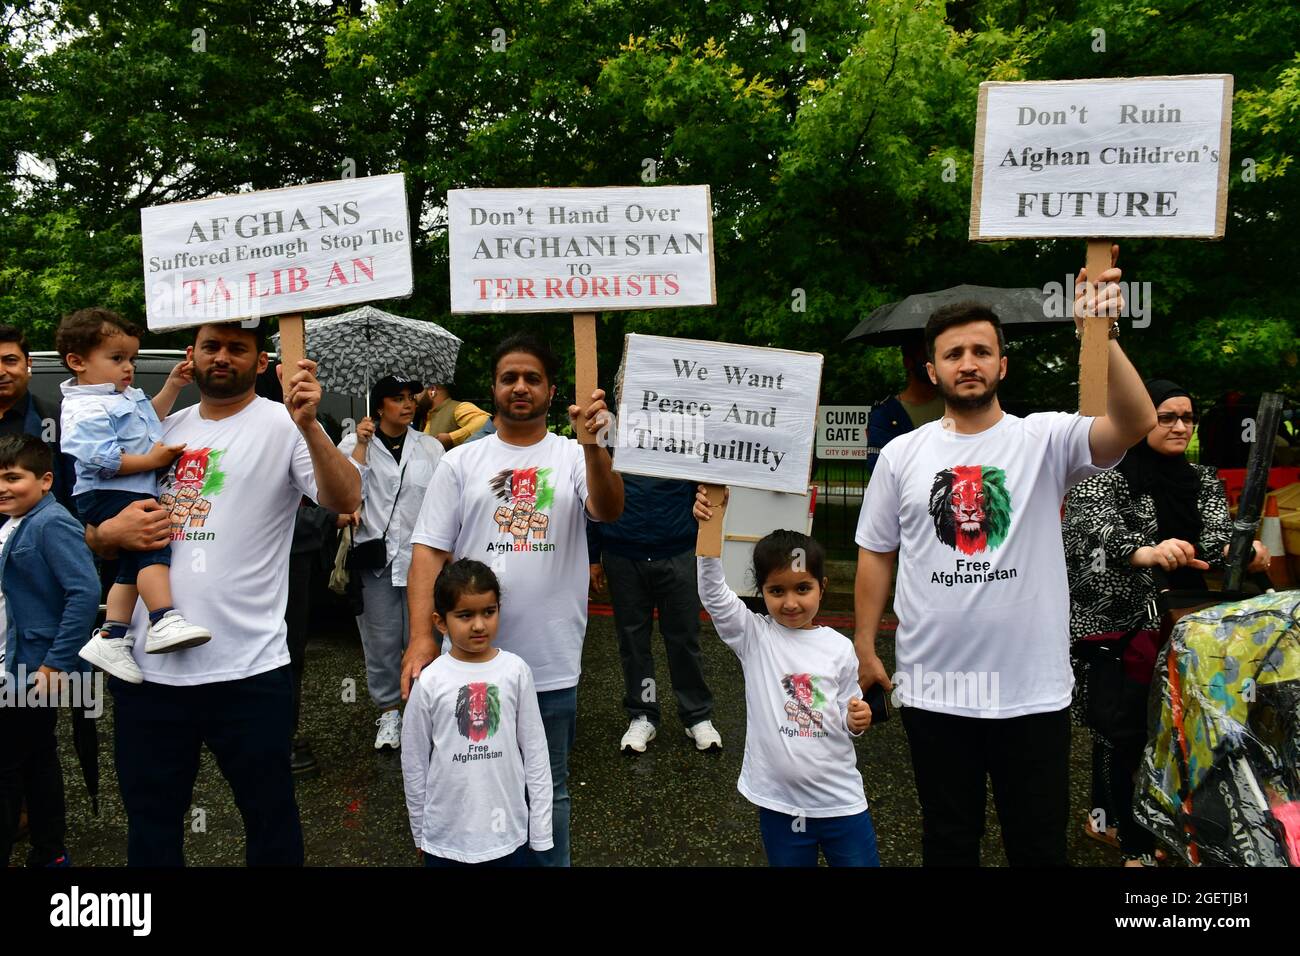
{"left": 842, "top": 285, "right": 1071, "bottom": 346}
{"left": 70, "top": 696, "right": 99, "bottom": 816}
{"left": 270, "top": 305, "right": 463, "bottom": 400}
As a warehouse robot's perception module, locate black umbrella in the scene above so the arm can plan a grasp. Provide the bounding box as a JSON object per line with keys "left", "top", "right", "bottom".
{"left": 842, "top": 285, "right": 1071, "bottom": 346}
{"left": 69, "top": 703, "right": 99, "bottom": 816}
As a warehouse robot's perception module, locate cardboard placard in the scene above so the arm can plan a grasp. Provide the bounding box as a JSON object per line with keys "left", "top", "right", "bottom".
{"left": 970, "top": 75, "right": 1232, "bottom": 240}
{"left": 613, "top": 334, "right": 822, "bottom": 496}
{"left": 141, "top": 173, "right": 413, "bottom": 330}
{"left": 447, "top": 186, "right": 715, "bottom": 314}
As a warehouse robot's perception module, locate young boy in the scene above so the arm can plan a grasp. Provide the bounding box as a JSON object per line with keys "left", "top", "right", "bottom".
{"left": 57, "top": 308, "right": 211, "bottom": 685}
{"left": 0, "top": 434, "right": 101, "bottom": 866}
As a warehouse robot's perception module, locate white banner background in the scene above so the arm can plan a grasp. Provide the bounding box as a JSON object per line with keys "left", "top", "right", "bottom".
{"left": 971, "top": 75, "right": 1231, "bottom": 240}
{"left": 614, "top": 334, "right": 822, "bottom": 494}
{"left": 141, "top": 173, "right": 413, "bottom": 330}
{"left": 448, "top": 186, "right": 715, "bottom": 314}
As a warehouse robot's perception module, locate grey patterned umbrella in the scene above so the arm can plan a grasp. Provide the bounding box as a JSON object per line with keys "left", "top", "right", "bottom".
{"left": 271, "top": 305, "right": 462, "bottom": 398}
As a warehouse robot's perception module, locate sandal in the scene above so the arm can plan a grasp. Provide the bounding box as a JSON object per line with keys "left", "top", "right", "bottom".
{"left": 1083, "top": 820, "right": 1120, "bottom": 850}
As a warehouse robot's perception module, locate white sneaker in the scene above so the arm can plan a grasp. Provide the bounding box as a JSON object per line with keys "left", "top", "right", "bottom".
{"left": 375, "top": 710, "right": 402, "bottom": 751}
{"left": 78, "top": 631, "right": 143, "bottom": 684}
{"left": 620, "top": 715, "right": 656, "bottom": 753}
{"left": 685, "top": 719, "right": 723, "bottom": 751}
{"left": 145, "top": 612, "right": 211, "bottom": 654}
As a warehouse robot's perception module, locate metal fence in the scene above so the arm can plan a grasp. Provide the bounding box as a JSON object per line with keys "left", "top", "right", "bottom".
{"left": 811, "top": 458, "right": 871, "bottom": 560}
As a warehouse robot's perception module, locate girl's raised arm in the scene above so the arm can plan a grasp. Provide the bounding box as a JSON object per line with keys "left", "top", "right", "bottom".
{"left": 693, "top": 485, "right": 760, "bottom": 656}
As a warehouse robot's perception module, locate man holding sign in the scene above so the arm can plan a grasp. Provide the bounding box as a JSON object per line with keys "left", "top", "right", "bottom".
{"left": 853, "top": 252, "right": 1155, "bottom": 866}
{"left": 86, "top": 321, "right": 362, "bottom": 866}
{"left": 404, "top": 333, "right": 623, "bottom": 867}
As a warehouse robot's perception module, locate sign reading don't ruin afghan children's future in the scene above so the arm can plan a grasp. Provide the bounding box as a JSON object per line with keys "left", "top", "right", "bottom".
{"left": 447, "top": 186, "right": 715, "bottom": 313}
{"left": 971, "top": 75, "right": 1232, "bottom": 240}
{"left": 614, "top": 334, "right": 822, "bottom": 496}
{"left": 141, "top": 173, "right": 414, "bottom": 330}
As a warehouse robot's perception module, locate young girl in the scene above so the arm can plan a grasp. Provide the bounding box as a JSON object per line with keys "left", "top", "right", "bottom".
{"left": 400, "top": 559, "right": 552, "bottom": 866}
{"left": 693, "top": 486, "right": 880, "bottom": 867}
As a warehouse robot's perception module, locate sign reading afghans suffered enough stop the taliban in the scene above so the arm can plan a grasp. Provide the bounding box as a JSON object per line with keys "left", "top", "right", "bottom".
{"left": 141, "top": 173, "right": 414, "bottom": 330}
{"left": 447, "top": 186, "right": 716, "bottom": 314}
{"left": 971, "top": 75, "right": 1232, "bottom": 240}
{"left": 614, "top": 334, "right": 822, "bottom": 496}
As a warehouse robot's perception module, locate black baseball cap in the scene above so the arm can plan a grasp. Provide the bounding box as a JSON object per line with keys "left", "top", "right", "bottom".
{"left": 370, "top": 375, "right": 423, "bottom": 410}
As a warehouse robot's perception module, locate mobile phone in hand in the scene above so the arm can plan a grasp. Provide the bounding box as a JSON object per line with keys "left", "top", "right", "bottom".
{"left": 864, "top": 682, "right": 890, "bottom": 724}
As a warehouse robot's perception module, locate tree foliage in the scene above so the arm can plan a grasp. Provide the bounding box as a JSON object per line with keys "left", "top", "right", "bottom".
{"left": 1, "top": 0, "right": 1296, "bottom": 408}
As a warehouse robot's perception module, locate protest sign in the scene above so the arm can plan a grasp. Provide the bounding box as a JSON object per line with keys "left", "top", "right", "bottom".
{"left": 141, "top": 174, "right": 413, "bottom": 332}
{"left": 447, "top": 185, "right": 716, "bottom": 445}
{"left": 614, "top": 334, "right": 821, "bottom": 531}
{"left": 447, "top": 186, "right": 715, "bottom": 314}
{"left": 816, "top": 406, "right": 870, "bottom": 460}
{"left": 969, "top": 75, "right": 1232, "bottom": 413}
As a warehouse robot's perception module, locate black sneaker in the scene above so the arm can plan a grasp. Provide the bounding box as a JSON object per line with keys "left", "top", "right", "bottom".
{"left": 291, "top": 738, "right": 320, "bottom": 779}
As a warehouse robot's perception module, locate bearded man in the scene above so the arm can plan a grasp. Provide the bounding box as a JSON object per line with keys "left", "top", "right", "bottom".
{"left": 852, "top": 249, "right": 1157, "bottom": 866}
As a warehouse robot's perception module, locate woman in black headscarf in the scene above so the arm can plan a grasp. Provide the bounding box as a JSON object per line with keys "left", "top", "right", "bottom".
{"left": 1064, "top": 379, "right": 1271, "bottom": 865}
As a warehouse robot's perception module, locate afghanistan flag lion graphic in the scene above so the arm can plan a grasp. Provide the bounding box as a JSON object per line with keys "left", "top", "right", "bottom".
{"left": 928, "top": 465, "right": 1012, "bottom": 555}
{"left": 455, "top": 682, "right": 501, "bottom": 742}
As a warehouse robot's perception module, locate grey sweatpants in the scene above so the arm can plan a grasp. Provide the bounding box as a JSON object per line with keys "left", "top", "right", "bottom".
{"left": 356, "top": 564, "right": 409, "bottom": 710}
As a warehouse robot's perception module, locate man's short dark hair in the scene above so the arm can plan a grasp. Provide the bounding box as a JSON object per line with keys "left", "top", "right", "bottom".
{"left": 56, "top": 308, "right": 143, "bottom": 370}
{"left": 0, "top": 325, "right": 30, "bottom": 357}
{"left": 0, "top": 433, "right": 53, "bottom": 477}
{"left": 195, "top": 321, "right": 269, "bottom": 353}
{"left": 492, "top": 333, "right": 559, "bottom": 384}
{"left": 924, "top": 302, "right": 1006, "bottom": 362}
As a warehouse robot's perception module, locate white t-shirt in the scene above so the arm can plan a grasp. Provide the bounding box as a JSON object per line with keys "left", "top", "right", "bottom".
{"left": 400, "top": 649, "right": 553, "bottom": 863}
{"left": 126, "top": 397, "right": 318, "bottom": 685}
{"left": 410, "top": 432, "right": 590, "bottom": 692}
{"left": 698, "top": 556, "right": 868, "bottom": 819}
{"left": 0, "top": 515, "right": 23, "bottom": 670}
{"left": 855, "top": 411, "right": 1108, "bottom": 718}
{"left": 338, "top": 427, "right": 443, "bottom": 587}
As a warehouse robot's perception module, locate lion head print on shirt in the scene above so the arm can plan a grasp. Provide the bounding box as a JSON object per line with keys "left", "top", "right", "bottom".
{"left": 928, "top": 465, "right": 1012, "bottom": 555}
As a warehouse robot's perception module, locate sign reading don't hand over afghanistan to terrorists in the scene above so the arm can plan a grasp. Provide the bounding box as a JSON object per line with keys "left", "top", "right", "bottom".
{"left": 141, "top": 173, "right": 414, "bottom": 330}
{"left": 614, "top": 334, "right": 822, "bottom": 495}
{"left": 971, "top": 75, "right": 1232, "bottom": 240}
{"left": 447, "top": 186, "right": 715, "bottom": 314}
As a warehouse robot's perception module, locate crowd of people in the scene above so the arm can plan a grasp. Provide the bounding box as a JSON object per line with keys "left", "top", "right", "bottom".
{"left": 0, "top": 250, "right": 1278, "bottom": 868}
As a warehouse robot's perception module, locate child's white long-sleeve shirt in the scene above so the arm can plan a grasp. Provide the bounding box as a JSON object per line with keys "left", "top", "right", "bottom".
{"left": 698, "top": 556, "right": 868, "bottom": 818}
{"left": 400, "top": 649, "right": 553, "bottom": 863}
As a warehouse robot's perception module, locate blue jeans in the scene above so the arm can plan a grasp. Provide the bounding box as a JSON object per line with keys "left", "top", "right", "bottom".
{"left": 532, "top": 686, "right": 577, "bottom": 867}
{"left": 758, "top": 808, "right": 881, "bottom": 867}
{"left": 423, "top": 844, "right": 529, "bottom": 867}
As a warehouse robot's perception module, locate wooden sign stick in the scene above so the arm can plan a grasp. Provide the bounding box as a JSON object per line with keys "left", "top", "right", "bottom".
{"left": 1077, "top": 239, "right": 1114, "bottom": 417}
{"left": 278, "top": 313, "right": 306, "bottom": 376}
{"left": 573, "top": 312, "right": 598, "bottom": 445}
{"left": 696, "top": 483, "right": 728, "bottom": 557}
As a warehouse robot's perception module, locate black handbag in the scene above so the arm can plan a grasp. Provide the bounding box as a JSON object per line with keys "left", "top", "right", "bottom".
{"left": 1081, "top": 627, "right": 1158, "bottom": 743}
{"left": 346, "top": 447, "right": 407, "bottom": 572}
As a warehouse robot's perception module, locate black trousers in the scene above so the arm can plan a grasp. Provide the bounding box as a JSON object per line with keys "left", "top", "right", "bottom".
{"left": 110, "top": 666, "right": 303, "bottom": 866}
{"left": 286, "top": 551, "right": 312, "bottom": 735}
{"left": 602, "top": 549, "right": 713, "bottom": 726}
{"left": 901, "top": 705, "right": 1071, "bottom": 866}
{"left": 0, "top": 701, "right": 65, "bottom": 866}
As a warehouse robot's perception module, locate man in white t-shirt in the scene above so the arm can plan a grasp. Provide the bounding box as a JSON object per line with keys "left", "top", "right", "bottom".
{"left": 403, "top": 332, "right": 624, "bottom": 867}
{"left": 854, "top": 249, "right": 1156, "bottom": 866}
{"left": 86, "top": 321, "right": 361, "bottom": 866}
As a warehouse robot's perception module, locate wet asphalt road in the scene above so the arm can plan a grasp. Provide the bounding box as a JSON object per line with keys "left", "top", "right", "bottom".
{"left": 26, "top": 605, "right": 1119, "bottom": 867}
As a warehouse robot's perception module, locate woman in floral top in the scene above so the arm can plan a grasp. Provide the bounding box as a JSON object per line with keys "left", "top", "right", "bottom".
{"left": 1063, "top": 379, "right": 1270, "bottom": 865}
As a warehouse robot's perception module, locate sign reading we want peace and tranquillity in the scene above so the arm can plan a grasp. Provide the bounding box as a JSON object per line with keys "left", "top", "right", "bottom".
{"left": 615, "top": 334, "right": 822, "bottom": 496}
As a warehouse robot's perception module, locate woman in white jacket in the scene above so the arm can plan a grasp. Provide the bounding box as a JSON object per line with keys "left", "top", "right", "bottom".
{"left": 338, "top": 375, "right": 445, "bottom": 750}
